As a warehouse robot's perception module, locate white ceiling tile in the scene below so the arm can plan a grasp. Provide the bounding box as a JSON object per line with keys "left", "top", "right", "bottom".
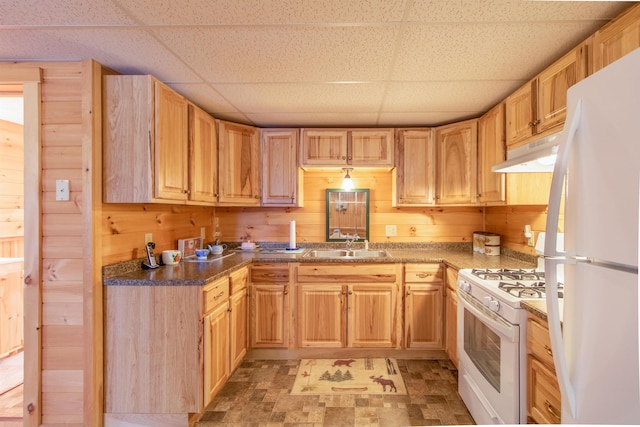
{"left": 0, "top": 0, "right": 135, "bottom": 25}
{"left": 0, "top": 28, "right": 201, "bottom": 82}
{"left": 151, "top": 25, "right": 399, "bottom": 82}
{"left": 248, "top": 112, "right": 382, "bottom": 127}
{"left": 392, "top": 21, "right": 600, "bottom": 81}
{"left": 378, "top": 111, "right": 481, "bottom": 127}
{"left": 213, "top": 83, "right": 386, "bottom": 113}
{"left": 117, "top": 0, "right": 407, "bottom": 25}
{"left": 382, "top": 80, "right": 524, "bottom": 113}
{"left": 408, "top": 1, "right": 631, "bottom": 22}
{"left": 166, "top": 82, "right": 239, "bottom": 113}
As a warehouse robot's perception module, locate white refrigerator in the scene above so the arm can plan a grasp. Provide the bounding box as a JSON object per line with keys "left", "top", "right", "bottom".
{"left": 544, "top": 48, "right": 640, "bottom": 423}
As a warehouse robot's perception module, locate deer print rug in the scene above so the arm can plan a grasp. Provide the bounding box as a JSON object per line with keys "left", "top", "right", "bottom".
{"left": 290, "top": 358, "right": 407, "bottom": 395}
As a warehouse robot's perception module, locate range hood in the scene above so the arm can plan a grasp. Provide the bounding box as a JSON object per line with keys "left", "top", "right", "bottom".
{"left": 492, "top": 131, "right": 561, "bottom": 173}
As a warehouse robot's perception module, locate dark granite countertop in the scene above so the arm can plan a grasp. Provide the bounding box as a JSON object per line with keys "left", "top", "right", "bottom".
{"left": 103, "top": 243, "right": 537, "bottom": 287}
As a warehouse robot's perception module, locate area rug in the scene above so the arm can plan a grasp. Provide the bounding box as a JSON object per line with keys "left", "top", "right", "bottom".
{"left": 291, "top": 358, "right": 406, "bottom": 395}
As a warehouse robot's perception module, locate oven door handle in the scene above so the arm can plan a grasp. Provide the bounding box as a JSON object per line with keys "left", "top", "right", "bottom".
{"left": 458, "top": 290, "right": 519, "bottom": 342}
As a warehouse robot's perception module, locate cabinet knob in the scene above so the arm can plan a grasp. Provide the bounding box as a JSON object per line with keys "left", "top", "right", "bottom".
{"left": 348, "top": 290, "right": 353, "bottom": 295}
{"left": 544, "top": 345, "right": 553, "bottom": 356}
{"left": 342, "top": 156, "right": 346, "bottom": 160}
{"left": 406, "top": 291, "right": 411, "bottom": 296}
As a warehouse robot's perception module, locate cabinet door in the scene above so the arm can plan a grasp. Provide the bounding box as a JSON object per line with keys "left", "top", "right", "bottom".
{"left": 505, "top": 80, "right": 536, "bottom": 149}
{"left": 188, "top": 104, "right": 218, "bottom": 204}
{"left": 218, "top": 120, "right": 260, "bottom": 206}
{"left": 404, "top": 283, "right": 443, "bottom": 349}
{"left": 394, "top": 129, "right": 436, "bottom": 206}
{"left": 477, "top": 103, "right": 506, "bottom": 205}
{"left": 297, "top": 284, "right": 345, "bottom": 348}
{"left": 537, "top": 45, "right": 587, "bottom": 134}
{"left": 261, "top": 129, "right": 302, "bottom": 206}
{"left": 436, "top": 119, "right": 478, "bottom": 205}
{"left": 350, "top": 129, "right": 394, "bottom": 166}
{"left": 229, "top": 288, "right": 248, "bottom": 372}
{"left": 445, "top": 287, "right": 458, "bottom": 367}
{"left": 154, "top": 81, "right": 189, "bottom": 201}
{"left": 528, "top": 356, "right": 562, "bottom": 424}
{"left": 592, "top": 4, "right": 640, "bottom": 73}
{"left": 347, "top": 283, "right": 398, "bottom": 348}
{"left": 203, "top": 302, "right": 229, "bottom": 408}
{"left": 300, "top": 129, "right": 348, "bottom": 166}
{"left": 251, "top": 284, "right": 289, "bottom": 348}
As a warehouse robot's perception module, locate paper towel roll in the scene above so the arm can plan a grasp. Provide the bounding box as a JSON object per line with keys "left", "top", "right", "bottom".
{"left": 289, "top": 220, "right": 296, "bottom": 249}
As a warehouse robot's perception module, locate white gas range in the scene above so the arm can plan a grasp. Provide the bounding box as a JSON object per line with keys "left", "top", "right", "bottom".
{"left": 456, "top": 268, "right": 563, "bottom": 424}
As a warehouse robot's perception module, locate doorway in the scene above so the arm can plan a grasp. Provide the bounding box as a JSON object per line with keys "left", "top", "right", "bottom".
{"left": 0, "top": 92, "right": 24, "bottom": 425}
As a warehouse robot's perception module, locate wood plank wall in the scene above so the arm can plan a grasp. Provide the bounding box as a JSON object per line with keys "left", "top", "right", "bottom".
{"left": 485, "top": 205, "right": 550, "bottom": 255}
{"left": 215, "top": 169, "right": 485, "bottom": 244}
{"left": 0, "top": 118, "right": 24, "bottom": 257}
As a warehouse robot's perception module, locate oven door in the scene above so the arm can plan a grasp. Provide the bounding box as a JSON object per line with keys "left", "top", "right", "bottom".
{"left": 457, "top": 290, "right": 521, "bottom": 424}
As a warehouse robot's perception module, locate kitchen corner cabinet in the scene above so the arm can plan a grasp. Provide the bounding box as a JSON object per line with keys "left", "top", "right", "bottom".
{"left": 506, "top": 44, "right": 587, "bottom": 150}
{"left": 592, "top": 3, "right": 640, "bottom": 73}
{"left": 477, "top": 103, "right": 506, "bottom": 205}
{"left": 103, "top": 75, "right": 189, "bottom": 203}
{"left": 435, "top": 119, "right": 478, "bottom": 205}
{"left": 189, "top": 104, "right": 218, "bottom": 204}
{"left": 217, "top": 120, "right": 261, "bottom": 206}
{"left": 203, "top": 277, "right": 230, "bottom": 407}
{"left": 229, "top": 267, "right": 249, "bottom": 373}
{"left": 444, "top": 267, "right": 459, "bottom": 367}
{"left": 296, "top": 263, "right": 401, "bottom": 348}
{"left": 261, "top": 128, "right": 303, "bottom": 207}
{"left": 250, "top": 263, "right": 291, "bottom": 348}
{"left": 393, "top": 128, "right": 436, "bottom": 206}
{"left": 527, "top": 315, "right": 561, "bottom": 424}
{"left": 300, "top": 128, "right": 394, "bottom": 168}
{"left": 404, "top": 263, "right": 444, "bottom": 350}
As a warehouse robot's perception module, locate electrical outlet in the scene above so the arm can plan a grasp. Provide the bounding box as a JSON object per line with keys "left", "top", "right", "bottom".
{"left": 200, "top": 227, "right": 206, "bottom": 239}
{"left": 144, "top": 233, "right": 153, "bottom": 244}
{"left": 385, "top": 225, "right": 397, "bottom": 237}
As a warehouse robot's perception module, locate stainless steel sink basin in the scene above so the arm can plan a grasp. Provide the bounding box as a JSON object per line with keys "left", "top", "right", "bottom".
{"left": 304, "top": 249, "right": 390, "bottom": 259}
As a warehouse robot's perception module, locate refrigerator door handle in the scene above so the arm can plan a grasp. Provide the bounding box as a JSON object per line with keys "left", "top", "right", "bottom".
{"left": 545, "top": 98, "right": 582, "bottom": 258}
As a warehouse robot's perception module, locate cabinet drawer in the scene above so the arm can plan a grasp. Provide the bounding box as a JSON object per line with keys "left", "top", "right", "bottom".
{"left": 251, "top": 263, "right": 289, "bottom": 282}
{"left": 528, "top": 355, "right": 562, "bottom": 424}
{"left": 404, "top": 263, "right": 443, "bottom": 283}
{"left": 527, "top": 317, "right": 555, "bottom": 369}
{"left": 229, "top": 267, "right": 249, "bottom": 293}
{"left": 203, "top": 276, "right": 230, "bottom": 314}
{"left": 296, "top": 263, "right": 398, "bottom": 283}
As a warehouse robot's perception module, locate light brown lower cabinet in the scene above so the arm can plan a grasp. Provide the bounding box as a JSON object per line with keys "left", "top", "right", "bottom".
{"left": 527, "top": 315, "right": 561, "bottom": 424}
{"left": 295, "top": 263, "right": 402, "bottom": 349}
{"left": 445, "top": 267, "right": 459, "bottom": 367}
{"left": 404, "top": 263, "right": 444, "bottom": 349}
{"left": 250, "top": 263, "right": 291, "bottom": 348}
{"left": 203, "top": 296, "right": 229, "bottom": 407}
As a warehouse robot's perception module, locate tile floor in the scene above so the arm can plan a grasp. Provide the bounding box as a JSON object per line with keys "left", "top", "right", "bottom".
{"left": 196, "top": 359, "right": 474, "bottom": 426}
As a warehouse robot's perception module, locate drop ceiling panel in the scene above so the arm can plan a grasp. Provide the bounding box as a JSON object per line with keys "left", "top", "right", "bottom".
{"left": 0, "top": 0, "right": 135, "bottom": 25}
{"left": 392, "top": 21, "right": 601, "bottom": 81}
{"left": 119, "top": 0, "right": 407, "bottom": 25}
{"left": 378, "top": 111, "right": 480, "bottom": 128}
{"left": 166, "top": 83, "right": 239, "bottom": 113}
{"left": 151, "top": 25, "right": 400, "bottom": 83}
{"left": 213, "top": 82, "right": 386, "bottom": 113}
{"left": 248, "top": 111, "right": 382, "bottom": 127}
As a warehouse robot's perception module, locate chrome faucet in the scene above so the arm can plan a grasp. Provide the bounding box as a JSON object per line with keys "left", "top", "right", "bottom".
{"left": 345, "top": 233, "right": 360, "bottom": 251}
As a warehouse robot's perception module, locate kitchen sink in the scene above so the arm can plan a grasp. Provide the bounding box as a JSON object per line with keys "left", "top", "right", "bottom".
{"left": 303, "top": 249, "right": 390, "bottom": 259}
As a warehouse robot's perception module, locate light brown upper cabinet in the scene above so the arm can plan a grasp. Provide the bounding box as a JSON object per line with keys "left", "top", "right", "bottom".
{"left": 435, "top": 119, "right": 478, "bottom": 205}
{"left": 261, "top": 128, "right": 303, "bottom": 207}
{"left": 393, "top": 128, "right": 436, "bottom": 206}
{"left": 103, "top": 75, "right": 190, "bottom": 203}
{"left": 505, "top": 44, "right": 587, "bottom": 150}
{"left": 189, "top": 104, "right": 218, "bottom": 204}
{"left": 217, "top": 120, "right": 260, "bottom": 206}
{"left": 592, "top": 3, "right": 640, "bottom": 73}
{"left": 477, "top": 103, "right": 506, "bottom": 205}
{"left": 300, "top": 128, "right": 394, "bottom": 168}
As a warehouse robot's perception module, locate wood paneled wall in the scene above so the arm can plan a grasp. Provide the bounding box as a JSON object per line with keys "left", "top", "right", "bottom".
{"left": 0, "top": 118, "right": 24, "bottom": 257}
{"left": 216, "top": 169, "right": 484, "bottom": 243}
{"left": 485, "top": 205, "right": 554, "bottom": 255}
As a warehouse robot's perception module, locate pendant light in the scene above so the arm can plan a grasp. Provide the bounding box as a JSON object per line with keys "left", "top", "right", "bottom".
{"left": 341, "top": 168, "right": 354, "bottom": 190}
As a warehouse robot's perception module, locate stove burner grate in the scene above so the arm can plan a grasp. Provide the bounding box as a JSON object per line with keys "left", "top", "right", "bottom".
{"left": 471, "top": 268, "right": 545, "bottom": 281}
{"left": 498, "top": 281, "right": 564, "bottom": 299}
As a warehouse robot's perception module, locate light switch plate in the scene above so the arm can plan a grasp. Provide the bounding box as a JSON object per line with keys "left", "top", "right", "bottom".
{"left": 56, "top": 179, "right": 70, "bottom": 201}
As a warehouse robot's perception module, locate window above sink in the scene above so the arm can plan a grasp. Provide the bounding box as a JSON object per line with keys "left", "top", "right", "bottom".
{"left": 325, "top": 188, "right": 369, "bottom": 242}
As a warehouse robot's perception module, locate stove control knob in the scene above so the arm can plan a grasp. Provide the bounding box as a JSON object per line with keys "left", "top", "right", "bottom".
{"left": 483, "top": 296, "right": 492, "bottom": 306}
{"left": 488, "top": 299, "right": 500, "bottom": 312}
{"left": 459, "top": 281, "right": 471, "bottom": 293}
